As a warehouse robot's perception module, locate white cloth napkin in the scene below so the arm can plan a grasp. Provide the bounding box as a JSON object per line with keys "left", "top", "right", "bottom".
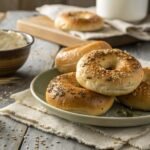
{"left": 36, "top": 4, "right": 150, "bottom": 41}
{"left": 0, "top": 89, "right": 150, "bottom": 150}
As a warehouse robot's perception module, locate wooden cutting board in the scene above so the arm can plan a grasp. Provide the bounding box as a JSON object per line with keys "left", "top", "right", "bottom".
{"left": 17, "top": 15, "right": 138, "bottom": 47}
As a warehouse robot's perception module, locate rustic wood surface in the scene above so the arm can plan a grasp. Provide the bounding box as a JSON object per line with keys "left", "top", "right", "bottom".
{"left": 0, "top": 116, "right": 27, "bottom": 150}
{"left": 0, "top": 11, "right": 150, "bottom": 150}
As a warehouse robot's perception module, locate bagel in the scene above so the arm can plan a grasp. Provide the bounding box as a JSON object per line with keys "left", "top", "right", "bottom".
{"left": 118, "top": 67, "right": 150, "bottom": 111}
{"left": 46, "top": 72, "right": 114, "bottom": 115}
{"left": 76, "top": 49, "right": 144, "bottom": 96}
{"left": 54, "top": 11, "right": 104, "bottom": 31}
{"left": 55, "top": 41, "right": 112, "bottom": 73}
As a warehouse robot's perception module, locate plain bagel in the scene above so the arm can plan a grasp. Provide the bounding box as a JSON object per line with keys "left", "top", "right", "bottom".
{"left": 55, "top": 41, "right": 112, "bottom": 73}
{"left": 76, "top": 49, "right": 144, "bottom": 96}
{"left": 118, "top": 67, "right": 150, "bottom": 111}
{"left": 46, "top": 72, "right": 114, "bottom": 115}
{"left": 54, "top": 11, "right": 104, "bottom": 31}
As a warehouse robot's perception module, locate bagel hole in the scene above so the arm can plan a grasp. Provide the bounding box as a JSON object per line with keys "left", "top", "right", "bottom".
{"left": 100, "top": 56, "right": 117, "bottom": 71}
{"left": 106, "top": 66, "right": 114, "bottom": 70}
{"left": 105, "top": 64, "right": 116, "bottom": 70}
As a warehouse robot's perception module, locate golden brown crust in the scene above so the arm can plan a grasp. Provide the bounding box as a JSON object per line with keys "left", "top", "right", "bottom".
{"left": 118, "top": 67, "right": 150, "bottom": 111}
{"left": 76, "top": 49, "right": 144, "bottom": 96}
{"left": 46, "top": 72, "right": 114, "bottom": 115}
{"left": 55, "top": 41, "right": 112, "bottom": 73}
{"left": 54, "top": 11, "right": 104, "bottom": 31}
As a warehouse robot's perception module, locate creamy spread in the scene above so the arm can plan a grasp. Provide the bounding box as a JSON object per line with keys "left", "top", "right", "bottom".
{"left": 0, "top": 30, "right": 27, "bottom": 50}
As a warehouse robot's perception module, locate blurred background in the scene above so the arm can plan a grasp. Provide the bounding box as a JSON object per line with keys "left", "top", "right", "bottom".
{"left": 0, "top": 0, "right": 149, "bottom": 12}
{"left": 0, "top": 0, "right": 96, "bottom": 11}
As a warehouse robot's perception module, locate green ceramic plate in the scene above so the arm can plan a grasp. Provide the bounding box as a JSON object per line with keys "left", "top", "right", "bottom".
{"left": 30, "top": 68, "right": 150, "bottom": 127}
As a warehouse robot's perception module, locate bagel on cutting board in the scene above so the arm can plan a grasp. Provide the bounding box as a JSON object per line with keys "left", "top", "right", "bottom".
{"left": 54, "top": 11, "right": 104, "bottom": 31}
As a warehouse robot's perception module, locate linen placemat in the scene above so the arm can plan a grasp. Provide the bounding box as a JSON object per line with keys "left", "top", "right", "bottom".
{"left": 36, "top": 4, "right": 150, "bottom": 41}
{"left": 0, "top": 89, "right": 150, "bottom": 150}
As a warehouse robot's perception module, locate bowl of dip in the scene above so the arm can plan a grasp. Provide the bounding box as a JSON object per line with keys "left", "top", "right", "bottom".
{"left": 0, "top": 29, "right": 34, "bottom": 76}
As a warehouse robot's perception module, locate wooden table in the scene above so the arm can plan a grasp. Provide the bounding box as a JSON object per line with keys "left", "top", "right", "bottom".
{"left": 0, "top": 11, "right": 150, "bottom": 150}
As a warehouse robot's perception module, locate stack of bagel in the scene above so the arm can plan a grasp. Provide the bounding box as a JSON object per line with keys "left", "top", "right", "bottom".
{"left": 46, "top": 41, "right": 150, "bottom": 116}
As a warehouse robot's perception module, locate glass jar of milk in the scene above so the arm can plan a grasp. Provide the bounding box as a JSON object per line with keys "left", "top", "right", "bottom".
{"left": 96, "top": 0, "right": 149, "bottom": 22}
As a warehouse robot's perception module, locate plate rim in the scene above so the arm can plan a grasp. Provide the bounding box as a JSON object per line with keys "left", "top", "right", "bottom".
{"left": 30, "top": 69, "right": 150, "bottom": 122}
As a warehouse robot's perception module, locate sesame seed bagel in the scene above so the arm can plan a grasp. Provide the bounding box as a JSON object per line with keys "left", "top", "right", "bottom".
{"left": 118, "top": 68, "right": 150, "bottom": 111}
{"left": 55, "top": 41, "right": 112, "bottom": 73}
{"left": 54, "top": 11, "right": 104, "bottom": 31}
{"left": 46, "top": 72, "right": 114, "bottom": 115}
{"left": 76, "top": 49, "right": 144, "bottom": 96}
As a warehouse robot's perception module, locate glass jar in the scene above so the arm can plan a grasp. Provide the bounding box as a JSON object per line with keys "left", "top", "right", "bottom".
{"left": 96, "top": 0, "right": 149, "bottom": 22}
